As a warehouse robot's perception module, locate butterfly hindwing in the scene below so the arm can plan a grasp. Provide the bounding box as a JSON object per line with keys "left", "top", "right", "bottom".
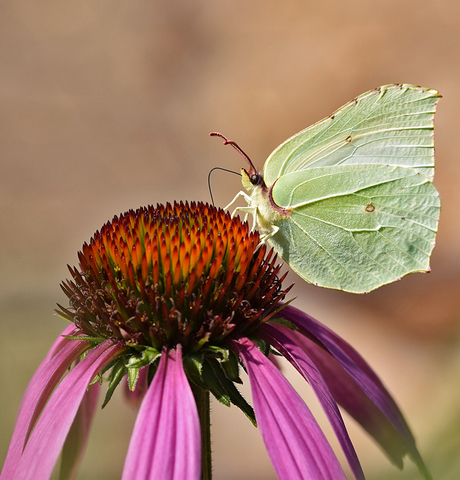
{"left": 269, "top": 164, "right": 440, "bottom": 293}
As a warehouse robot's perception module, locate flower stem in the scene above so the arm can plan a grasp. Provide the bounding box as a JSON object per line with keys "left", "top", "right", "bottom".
{"left": 192, "top": 384, "right": 212, "bottom": 480}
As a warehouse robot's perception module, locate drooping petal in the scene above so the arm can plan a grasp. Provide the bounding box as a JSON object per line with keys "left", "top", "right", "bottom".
{"left": 26, "top": 324, "right": 79, "bottom": 383}
{"left": 1, "top": 334, "right": 90, "bottom": 480}
{"left": 259, "top": 323, "right": 365, "bottom": 480}
{"left": 277, "top": 304, "right": 431, "bottom": 479}
{"left": 233, "top": 337, "right": 347, "bottom": 480}
{"left": 287, "top": 328, "right": 409, "bottom": 461}
{"left": 12, "top": 339, "right": 126, "bottom": 480}
{"left": 59, "top": 381, "right": 101, "bottom": 480}
{"left": 12, "top": 324, "right": 80, "bottom": 430}
{"left": 121, "top": 345, "right": 201, "bottom": 480}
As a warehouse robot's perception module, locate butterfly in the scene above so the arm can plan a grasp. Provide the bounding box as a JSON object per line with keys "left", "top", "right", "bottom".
{"left": 212, "top": 84, "right": 441, "bottom": 293}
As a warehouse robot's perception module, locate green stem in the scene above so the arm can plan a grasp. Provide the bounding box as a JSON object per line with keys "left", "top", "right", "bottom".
{"left": 191, "top": 384, "right": 212, "bottom": 480}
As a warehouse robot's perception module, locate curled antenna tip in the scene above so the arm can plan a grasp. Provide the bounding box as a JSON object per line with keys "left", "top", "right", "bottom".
{"left": 209, "top": 131, "right": 257, "bottom": 175}
{"left": 209, "top": 132, "right": 230, "bottom": 144}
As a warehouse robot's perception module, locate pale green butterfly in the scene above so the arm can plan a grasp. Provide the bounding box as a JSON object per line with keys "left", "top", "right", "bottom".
{"left": 212, "top": 84, "right": 441, "bottom": 293}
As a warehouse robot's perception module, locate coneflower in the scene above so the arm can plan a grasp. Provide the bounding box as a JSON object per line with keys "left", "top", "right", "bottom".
{"left": 1, "top": 201, "right": 430, "bottom": 480}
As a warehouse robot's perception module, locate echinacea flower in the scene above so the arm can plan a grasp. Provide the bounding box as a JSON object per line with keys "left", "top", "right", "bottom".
{"left": 1, "top": 201, "right": 430, "bottom": 480}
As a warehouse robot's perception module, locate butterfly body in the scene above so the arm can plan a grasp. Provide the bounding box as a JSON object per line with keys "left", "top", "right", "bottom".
{"left": 220, "top": 84, "right": 441, "bottom": 293}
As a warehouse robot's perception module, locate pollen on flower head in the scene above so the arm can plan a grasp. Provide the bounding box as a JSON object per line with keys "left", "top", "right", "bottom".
{"left": 57, "top": 201, "right": 290, "bottom": 352}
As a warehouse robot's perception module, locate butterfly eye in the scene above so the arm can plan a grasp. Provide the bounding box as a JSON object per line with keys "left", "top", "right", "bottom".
{"left": 250, "top": 174, "right": 259, "bottom": 185}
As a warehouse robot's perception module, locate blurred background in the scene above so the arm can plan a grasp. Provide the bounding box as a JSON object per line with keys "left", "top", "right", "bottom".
{"left": 1, "top": 1, "right": 459, "bottom": 478}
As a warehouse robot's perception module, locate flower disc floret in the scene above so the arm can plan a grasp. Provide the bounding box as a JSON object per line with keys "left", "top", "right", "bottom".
{"left": 58, "top": 202, "right": 290, "bottom": 352}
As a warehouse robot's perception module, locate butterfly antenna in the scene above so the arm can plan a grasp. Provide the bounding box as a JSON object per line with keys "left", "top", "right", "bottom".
{"left": 207, "top": 167, "right": 241, "bottom": 206}
{"left": 210, "top": 132, "right": 258, "bottom": 176}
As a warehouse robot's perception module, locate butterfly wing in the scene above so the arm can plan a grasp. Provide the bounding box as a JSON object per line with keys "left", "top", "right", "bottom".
{"left": 263, "top": 84, "right": 440, "bottom": 186}
{"left": 268, "top": 164, "right": 440, "bottom": 293}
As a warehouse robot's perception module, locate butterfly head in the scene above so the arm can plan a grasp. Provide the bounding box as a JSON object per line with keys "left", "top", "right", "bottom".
{"left": 241, "top": 167, "right": 265, "bottom": 194}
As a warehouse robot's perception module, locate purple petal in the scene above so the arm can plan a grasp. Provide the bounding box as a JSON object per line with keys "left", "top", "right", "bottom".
{"left": 28, "top": 324, "right": 78, "bottom": 380}
{"left": 15, "top": 324, "right": 79, "bottom": 421}
{"left": 60, "top": 381, "right": 101, "bottom": 480}
{"left": 277, "top": 304, "right": 430, "bottom": 478}
{"left": 285, "top": 327, "right": 408, "bottom": 461}
{"left": 259, "top": 323, "right": 364, "bottom": 480}
{"left": 233, "top": 337, "right": 347, "bottom": 480}
{"left": 1, "top": 333, "right": 89, "bottom": 480}
{"left": 12, "top": 339, "right": 125, "bottom": 480}
{"left": 122, "top": 345, "right": 200, "bottom": 480}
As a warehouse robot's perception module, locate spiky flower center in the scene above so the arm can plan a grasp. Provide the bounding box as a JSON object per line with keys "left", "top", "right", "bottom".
{"left": 58, "top": 202, "right": 289, "bottom": 353}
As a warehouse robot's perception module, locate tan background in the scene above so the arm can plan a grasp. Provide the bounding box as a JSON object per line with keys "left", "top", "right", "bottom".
{"left": 1, "top": 1, "right": 459, "bottom": 479}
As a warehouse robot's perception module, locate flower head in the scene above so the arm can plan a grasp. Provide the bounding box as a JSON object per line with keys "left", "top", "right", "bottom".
{"left": 58, "top": 201, "right": 289, "bottom": 351}
{"left": 2, "top": 201, "right": 431, "bottom": 480}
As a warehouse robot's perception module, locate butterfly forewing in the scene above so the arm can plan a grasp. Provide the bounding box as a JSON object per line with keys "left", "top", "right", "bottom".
{"left": 263, "top": 84, "right": 440, "bottom": 186}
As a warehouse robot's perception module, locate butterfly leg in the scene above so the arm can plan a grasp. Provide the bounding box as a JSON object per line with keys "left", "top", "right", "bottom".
{"left": 231, "top": 206, "right": 259, "bottom": 230}
{"left": 224, "top": 191, "right": 252, "bottom": 213}
{"left": 259, "top": 225, "right": 279, "bottom": 243}
{"left": 253, "top": 225, "right": 279, "bottom": 251}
